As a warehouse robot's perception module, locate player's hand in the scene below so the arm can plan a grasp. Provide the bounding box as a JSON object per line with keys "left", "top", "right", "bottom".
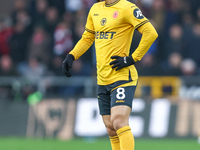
{"left": 62, "top": 54, "right": 74, "bottom": 77}
{"left": 110, "top": 56, "right": 135, "bottom": 71}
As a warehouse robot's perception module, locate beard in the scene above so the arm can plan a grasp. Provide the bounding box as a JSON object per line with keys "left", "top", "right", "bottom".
{"left": 96, "top": 0, "right": 103, "bottom": 2}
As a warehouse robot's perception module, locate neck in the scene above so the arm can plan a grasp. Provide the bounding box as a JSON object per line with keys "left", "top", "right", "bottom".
{"left": 105, "top": 0, "right": 116, "bottom": 4}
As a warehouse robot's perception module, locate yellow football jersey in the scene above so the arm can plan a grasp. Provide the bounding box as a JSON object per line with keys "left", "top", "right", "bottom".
{"left": 70, "top": 0, "right": 152, "bottom": 85}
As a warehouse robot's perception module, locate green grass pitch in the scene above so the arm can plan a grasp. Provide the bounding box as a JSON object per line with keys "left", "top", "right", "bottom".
{"left": 0, "top": 137, "right": 199, "bottom": 150}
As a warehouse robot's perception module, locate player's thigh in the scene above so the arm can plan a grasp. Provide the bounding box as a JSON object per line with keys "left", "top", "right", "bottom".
{"left": 102, "top": 115, "right": 117, "bottom": 136}
{"left": 102, "top": 115, "right": 113, "bottom": 128}
{"left": 110, "top": 86, "right": 136, "bottom": 109}
{"left": 97, "top": 85, "right": 111, "bottom": 115}
{"left": 110, "top": 105, "right": 131, "bottom": 127}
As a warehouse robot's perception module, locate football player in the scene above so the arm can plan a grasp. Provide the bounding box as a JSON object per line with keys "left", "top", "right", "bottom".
{"left": 63, "top": 0, "right": 158, "bottom": 149}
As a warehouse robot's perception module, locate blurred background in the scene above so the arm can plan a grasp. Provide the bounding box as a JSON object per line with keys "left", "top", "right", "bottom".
{"left": 0, "top": 0, "right": 200, "bottom": 149}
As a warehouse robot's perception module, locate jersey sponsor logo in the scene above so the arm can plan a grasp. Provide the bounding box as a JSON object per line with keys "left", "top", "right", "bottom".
{"left": 93, "top": 14, "right": 99, "bottom": 16}
{"left": 113, "top": 11, "right": 119, "bottom": 18}
{"left": 133, "top": 8, "right": 144, "bottom": 19}
{"left": 95, "top": 31, "right": 116, "bottom": 39}
{"left": 100, "top": 18, "right": 107, "bottom": 26}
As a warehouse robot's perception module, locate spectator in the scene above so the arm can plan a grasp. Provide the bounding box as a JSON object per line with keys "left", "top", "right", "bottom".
{"left": 9, "top": 22, "right": 29, "bottom": 64}
{"left": 0, "top": 18, "right": 14, "bottom": 56}
{"left": 47, "top": 0, "right": 65, "bottom": 16}
{"left": 27, "top": 26, "right": 51, "bottom": 65}
{"left": 50, "top": 56, "right": 64, "bottom": 76}
{"left": 44, "top": 7, "right": 60, "bottom": 36}
{"left": 0, "top": 55, "right": 19, "bottom": 100}
{"left": 183, "top": 22, "right": 200, "bottom": 67}
{"left": 21, "top": 57, "right": 47, "bottom": 83}
{"left": 164, "top": 24, "right": 184, "bottom": 60}
{"left": 165, "top": 52, "right": 182, "bottom": 76}
{"left": 15, "top": 9, "right": 33, "bottom": 34}
{"left": 53, "top": 22, "right": 73, "bottom": 56}
{"left": 11, "top": 0, "right": 27, "bottom": 25}
{"left": 30, "top": 0, "right": 49, "bottom": 26}
{"left": 180, "top": 58, "right": 199, "bottom": 76}
{"left": 0, "top": 55, "right": 18, "bottom": 76}
{"left": 181, "top": 13, "right": 194, "bottom": 41}
{"left": 164, "top": 0, "right": 183, "bottom": 37}
{"left": 62, "top": 12, "right": 74, "bottom": 27}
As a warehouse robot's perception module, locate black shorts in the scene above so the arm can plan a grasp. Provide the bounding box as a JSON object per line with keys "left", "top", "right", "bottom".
{"left": 97, "top": 83, "right": 137, "bottom": 115}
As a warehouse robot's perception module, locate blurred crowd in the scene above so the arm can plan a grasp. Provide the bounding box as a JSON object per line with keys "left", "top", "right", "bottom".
{"left": 134, "top": 0, "right": 200, "bottom": 76}
{"left": 0, "top": 0, "right": 200, "bottom": 100}
{"left": 0, "top": 0, "right": 95, "bottom": 79}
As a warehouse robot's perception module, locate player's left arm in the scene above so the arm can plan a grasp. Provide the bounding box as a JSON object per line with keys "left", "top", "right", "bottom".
{"left": 110, "top": 4, "right": 158, "bottom": 71}
{"left": 126, "top": 5, "right": 158, "bottom": 62}
{"left": 132, "top": 22, "right": 158, "bottom": 62}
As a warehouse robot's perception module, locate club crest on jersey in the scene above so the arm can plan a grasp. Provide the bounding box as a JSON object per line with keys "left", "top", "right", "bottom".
{"left": 101, "top": 18, "right": 107, "bottom": 26}
{"left": 133, "top": 8, "right": 144, "bottom": 19}
{"left": 113, "top": 11, "right": 119, "bottom": 18}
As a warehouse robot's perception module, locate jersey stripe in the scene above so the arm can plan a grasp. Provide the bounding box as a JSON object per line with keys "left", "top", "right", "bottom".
{"left": 85, "top": 27, "right": 95, "bottom": 34}
{"left": 135, "top": 20, "right": 149, "bottom": 29}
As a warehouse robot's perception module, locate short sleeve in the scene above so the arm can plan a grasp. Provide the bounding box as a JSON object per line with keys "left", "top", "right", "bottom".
{"left": 124, "top": 4, "right": 149, "bottom": 29}
{"left": 85, "top": 8, "right": 95, "bottom": 34}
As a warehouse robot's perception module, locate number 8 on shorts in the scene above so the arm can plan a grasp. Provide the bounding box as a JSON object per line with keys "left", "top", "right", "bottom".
{"left": 111, "top": 86, "right": 137, "bottom": 109}
{"left": 116, "top": 88, "right": 126, "bottom": 99}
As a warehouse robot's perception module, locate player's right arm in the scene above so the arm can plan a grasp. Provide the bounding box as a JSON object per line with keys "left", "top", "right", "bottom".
{"left": 69, "top": 9, "right": 95, "bottom": 60}
{"left": 62, "top": 7, "right": 95, "bottom": 77}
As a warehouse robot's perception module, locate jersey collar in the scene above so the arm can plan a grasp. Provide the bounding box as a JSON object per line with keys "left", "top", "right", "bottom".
{"left": 105, "top": 0, "right": 120, "bottom": 7}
